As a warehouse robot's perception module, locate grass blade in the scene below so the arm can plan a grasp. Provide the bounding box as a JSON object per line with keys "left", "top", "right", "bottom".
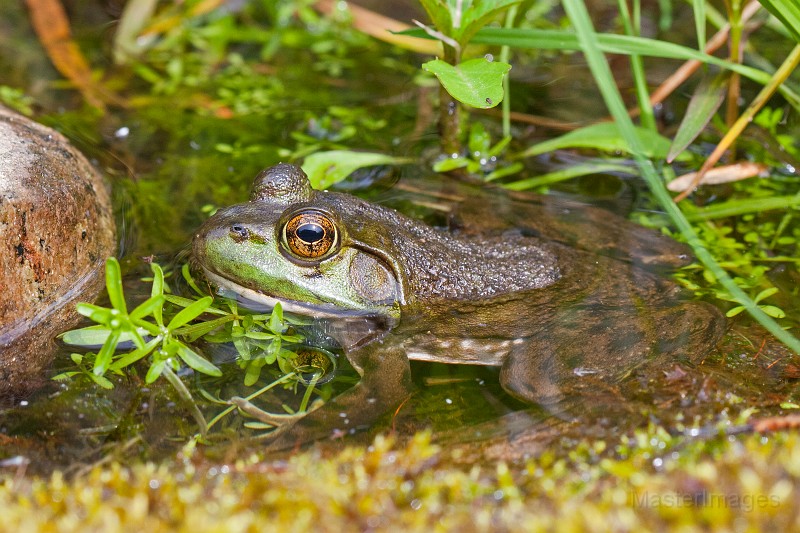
{"left": 667, "top": 71, "right": 729, "bottom": 162}
{"left": 518, "top": 122, "right": 672, "bottom": 159}
{"left": 759, "top": 0, "right": 800, "bottom": 42}
{"left": 503, "top": 161, "right": 634, "bottom": 191}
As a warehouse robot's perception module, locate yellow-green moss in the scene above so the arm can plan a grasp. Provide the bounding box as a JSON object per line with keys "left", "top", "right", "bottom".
{"left": 2, "top": 428, "right": 800, "bottom": 532}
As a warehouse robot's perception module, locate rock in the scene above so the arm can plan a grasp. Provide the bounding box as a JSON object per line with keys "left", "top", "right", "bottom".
{"left": 0, "top": 105, "right": 115, "bottom": 396}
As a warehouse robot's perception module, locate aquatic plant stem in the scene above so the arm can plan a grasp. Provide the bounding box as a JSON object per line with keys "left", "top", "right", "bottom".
{"left": 206, "top": 372, "right": 297, "bottom": 431}
{"left": 500, "top": 5, "right": 518, "bottom": 138}
{"left": 561, "top": 0, "right": 800, "bottom": 354}
{"left": 439, "top": 43, "right": 462, "bottom": 155}
{"left": 724, "top": 0, "right": 744, "bottom": 161}
{"left": 297, "top": 373, "right": 321, "bottom": 413}
{"left": 162, "top": 364, "right": 208, "bottom": 436}
{"left": 616, "top": 0, "right": 655, "bottom": 131}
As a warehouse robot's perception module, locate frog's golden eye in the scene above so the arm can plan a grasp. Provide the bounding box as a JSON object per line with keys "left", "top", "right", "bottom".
{"left": 282, "top": 210, "right": 338, "bottom": 260}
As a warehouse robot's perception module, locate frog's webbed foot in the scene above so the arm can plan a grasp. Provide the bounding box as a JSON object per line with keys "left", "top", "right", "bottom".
{"left": 244, "top": 344, "right": 412, "bottom": 451}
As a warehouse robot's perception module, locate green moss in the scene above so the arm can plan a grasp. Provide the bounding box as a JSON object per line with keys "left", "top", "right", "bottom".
{"left": 2, "top": 429, "right": 800, "bottom": 531}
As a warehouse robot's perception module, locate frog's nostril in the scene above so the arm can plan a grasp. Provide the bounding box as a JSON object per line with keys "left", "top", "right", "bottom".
{"left": 230, "top": 224, "right": 250, "bottom": 240}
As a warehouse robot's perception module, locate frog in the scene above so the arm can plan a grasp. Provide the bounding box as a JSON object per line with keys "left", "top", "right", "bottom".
{"left": 192, "top": 163, "right": 725, "bottom": 447}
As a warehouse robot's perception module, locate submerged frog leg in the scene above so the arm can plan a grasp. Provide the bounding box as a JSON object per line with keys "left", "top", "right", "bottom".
{"left": 261, "top": 343, "right": 412, "bottom": 450}
{"left": 499, "top": 302, "right": 725, "bottom": 407}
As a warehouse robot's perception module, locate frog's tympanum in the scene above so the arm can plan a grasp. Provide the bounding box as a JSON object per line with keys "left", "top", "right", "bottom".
{"left": 192, "top": 164, "right": 724, "bottom": 446}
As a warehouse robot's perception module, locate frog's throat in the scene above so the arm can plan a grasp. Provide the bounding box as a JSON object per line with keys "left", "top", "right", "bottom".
{"left": 201, "top": 268, "right": 392, "bottom": 320}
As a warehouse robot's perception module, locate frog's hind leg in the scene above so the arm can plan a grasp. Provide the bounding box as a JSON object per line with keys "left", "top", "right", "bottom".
{"left": 498, "top": 301, "right": 725, "bottom": 408}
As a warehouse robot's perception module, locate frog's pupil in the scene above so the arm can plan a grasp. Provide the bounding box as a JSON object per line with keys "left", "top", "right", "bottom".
{"left": 297, "top": 223, "right": 324, "bottom": 243}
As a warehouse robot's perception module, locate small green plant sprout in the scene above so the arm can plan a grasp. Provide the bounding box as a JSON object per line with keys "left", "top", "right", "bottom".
{"left": 200, "top": 298, "right": 304, "bottom": 387}
{"left": 56, "top": 257, "right": 326, "bottom": 436}
{"left": 415, "top": 0, "right": 519, "bottom": 154}
{"left": 57, "top": 258, "right": 221, "bottom": 385}
{"left": 433, "top": 121, "right": 522, "bottom": 180}
{"left": 722, "top": 287, "right": 787, "bottom": 319}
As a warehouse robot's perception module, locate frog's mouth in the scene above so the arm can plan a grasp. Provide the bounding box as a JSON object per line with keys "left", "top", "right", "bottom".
{"left": 201, "top": 268, "right": 392, "bottom": 320}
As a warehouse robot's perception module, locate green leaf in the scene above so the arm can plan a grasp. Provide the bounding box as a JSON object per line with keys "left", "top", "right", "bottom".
{"left": 105, "top": 258, "right": 128, "bottom": 314}
{"left": 130, "top": 319, "right": 161, "bottom": 337}
{"left": 163, "top": 294, "right": 226, "bottom": 316}
{"left": 109, "top": 337, "right": 161, "bottom": 372}
{"left": 679, "top": 196, "right": 800, "bottom": 221}
{"left": 484, "top": 162, "right": 523, "bottom": 182}
{"left": 167, "top": 296, "right": 213, "bottom": 330}
{"left": 182, "top": 263, "right": 205, "bottom": 296}
{"left": 61, "top": 325, "right": 150, "bottom": 348}
{"left": 89, "top": 372, "right": 114, "bottom": 390}
{"left": 244, "top": 331, "right": 278, "bottom": 340}
{"left": 422, "top": 58, "right": 511, "bottom": 109}
{"left": 150, "top": 262, "right": 165, "bottom": 326}
{"left": 261, "top": 343, "right": 281, "bottom": 365}
{"left": 760, "top": 305, "right": 787, "bottom": 319}
{"left": 403, "top": 26, "right": 800, "bottom": 109}
{"left": 754, "top": 287, "right": 780, "bottom": 304}
{"left": 759, "top": 0, "right": 800, "bottom": 42}
{"left": 433, "top": 157, "right": 469, "bottom": 172}
{"left": 234, "top": 337, "right": 252, "bottom": 361}
{"left": 130, "top": 294, "right": 165, "bottom": 321}
{"left": 418, "top": 0, "right": 521, "bottom": 47}
{"left": 468, "top": 121, "right": 491, "bottom": 154}
{"left": 268, "top": 302, "right": 285, "bottom": 333}
{"left": 174, "top": 315, "right": 234, "bottom": 342}
{"left": 93, "top": 329, "right": 121, "bottom": 376}
{"left": 726, "top": 306, "right": 745, "bottom": 318}
{"left": 175, "top": 342, "right": 222, "bottom": 377}
{"left": 301, "top": 150, "right": 412, "bottom": 190}
{"left": 501, "top": 161, "right": 633, "bottom": 189}
{"left": 487, "top": 136, "right": 512, "bottom": 158}
{"left": 76, "top": 303, "right": 113, "bottom": 324}
{"left": 145, "top": 359, "right": 166, "bottom": 383}
{"left": 52, "top": 371, "right": 79, "bottom": 381}
{"left": 417, "top": 0, "right": 452, "bottom": 42}
{"left": 60, "top": 326, "right": 113, "bottom": 347}
{"left": 519, "top": 122, "right": 672, "bottom": 159}
{"left": 243, "top": 362, "right": 262, "bottom": 386}
{"left": 457, "top": 0, "right": 521, "bottom": 45}
{"left": 668, "top": 71, "right": 729, "bottom": 162}
{"left": 693, "top": 0, "right": 706, "bottom": 51}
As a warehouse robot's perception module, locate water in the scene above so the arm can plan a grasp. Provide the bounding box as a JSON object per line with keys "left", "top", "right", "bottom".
{"left": 0, "top": 0, "right": 798, "bottom": 475}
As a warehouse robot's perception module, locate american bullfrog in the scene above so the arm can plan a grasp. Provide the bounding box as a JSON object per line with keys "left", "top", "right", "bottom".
{"left": 192, "top": 163, "right": 724, "bottom": 446}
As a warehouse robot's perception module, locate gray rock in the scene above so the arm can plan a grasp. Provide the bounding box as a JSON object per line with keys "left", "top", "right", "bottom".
{"left": 0, "top": 105, "right": 116, "bottom": 396}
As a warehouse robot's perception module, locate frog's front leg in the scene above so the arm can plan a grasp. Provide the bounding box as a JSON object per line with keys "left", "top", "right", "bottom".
{"left": 253, "top": 343, "right": 412, "bottom": 450}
